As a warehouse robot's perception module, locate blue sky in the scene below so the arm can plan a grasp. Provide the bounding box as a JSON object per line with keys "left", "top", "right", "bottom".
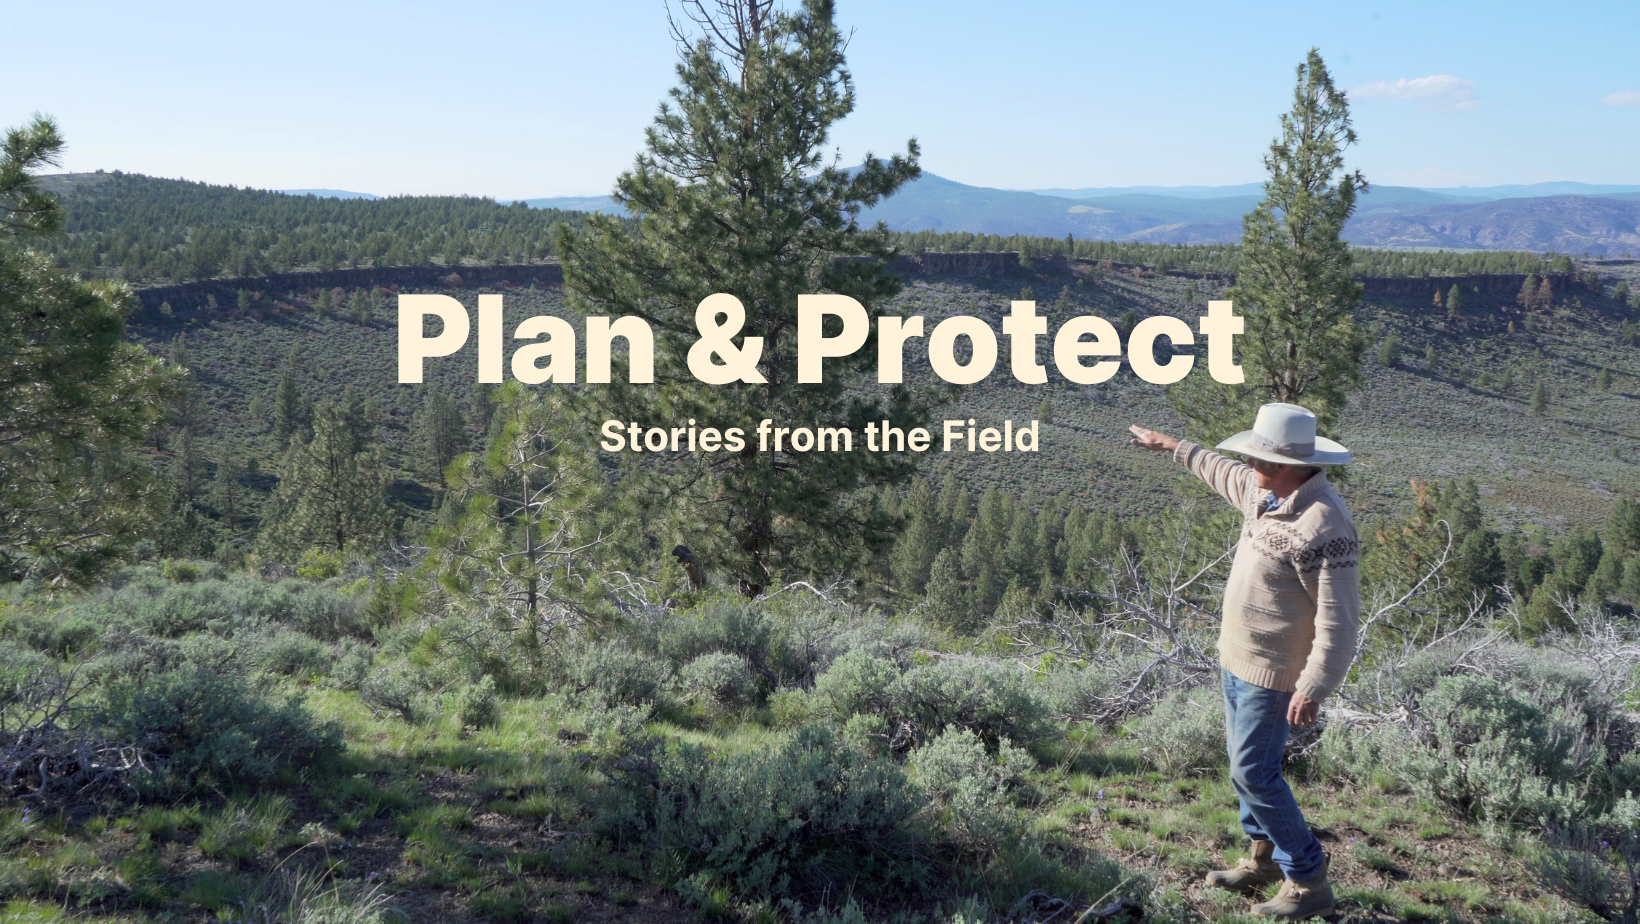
{"left": 8, "top": 0, "right": 1638, "bottom": 197}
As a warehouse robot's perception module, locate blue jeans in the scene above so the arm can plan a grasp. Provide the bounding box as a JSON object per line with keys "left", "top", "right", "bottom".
{"left": 1222, "top": 668, "right": 1325, "bottom": 881}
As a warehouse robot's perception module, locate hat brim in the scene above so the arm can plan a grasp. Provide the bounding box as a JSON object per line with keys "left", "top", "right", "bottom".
{"left": 1216, "top": 431, "right": 1352, "bottom": 466}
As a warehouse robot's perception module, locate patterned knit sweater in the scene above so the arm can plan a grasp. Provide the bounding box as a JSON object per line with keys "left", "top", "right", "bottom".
{"left": 1173, "top": 440, "right": 1361, "bottom": 701}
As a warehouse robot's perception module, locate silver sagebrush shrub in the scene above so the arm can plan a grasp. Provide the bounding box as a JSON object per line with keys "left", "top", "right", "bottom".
{"left": 675, "top": 652, "right": 760, "bottom": 709}
{"left": 1125, "top": 685, "right": 1226, "bottom": 776}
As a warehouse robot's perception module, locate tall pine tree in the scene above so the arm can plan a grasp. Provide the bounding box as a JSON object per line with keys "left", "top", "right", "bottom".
{"left": 1170, "top": 49, "right": 1366, "bottom": 441}
{"left": 558, "top": 0, "right": 931, "bottom": 594}
{"left": 258, "top": 402, "right": 393, "bottom": 557}
{"left": 0, "top": 115, "right": 180, "bottom": 581}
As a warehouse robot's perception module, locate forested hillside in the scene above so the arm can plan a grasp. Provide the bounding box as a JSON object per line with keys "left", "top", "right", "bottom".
{"left": 36, "top": 172, "right": 596, "bottom": 283}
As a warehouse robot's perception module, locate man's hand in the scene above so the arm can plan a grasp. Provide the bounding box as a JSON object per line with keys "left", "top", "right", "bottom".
{"left": 1287, "top": 692, "right": 1320, "bottom": 727}
{"left": 1129, "top": 425, "right": 1180, "bottom": 453}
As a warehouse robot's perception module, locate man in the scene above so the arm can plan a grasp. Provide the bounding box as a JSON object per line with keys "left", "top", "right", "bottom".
{"left": 1129, "top": 402, "right": 1359, "bottom": 920}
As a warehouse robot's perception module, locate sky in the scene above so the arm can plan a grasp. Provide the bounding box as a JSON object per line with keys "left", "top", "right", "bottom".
{"left": 8, "top": 0, "right": 1639, "bottom": 198}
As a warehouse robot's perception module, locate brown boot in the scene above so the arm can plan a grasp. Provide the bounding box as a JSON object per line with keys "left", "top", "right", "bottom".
{"left": 1252, "top": 853, "right": 1334, "bottom": 919}
{"left": 1205, "top": 840, "right": 1283, "bottom": 893}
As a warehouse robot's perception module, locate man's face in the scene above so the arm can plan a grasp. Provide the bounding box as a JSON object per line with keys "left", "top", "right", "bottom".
{"left": 1246, "top": 456, "right": 1290, "bottom": 492}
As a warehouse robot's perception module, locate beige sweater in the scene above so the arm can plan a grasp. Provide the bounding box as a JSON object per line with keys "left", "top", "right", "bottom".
{"left": 1174, "top": 441, "right": 1361, "bottom": 701}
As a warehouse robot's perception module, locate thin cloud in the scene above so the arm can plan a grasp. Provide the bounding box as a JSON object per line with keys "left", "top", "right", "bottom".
{"left": 1604, "top": 90, "right": 1640, "bottom": 107}
{"left": 1350, "top": 75, "right": 1479, "bottom": 113}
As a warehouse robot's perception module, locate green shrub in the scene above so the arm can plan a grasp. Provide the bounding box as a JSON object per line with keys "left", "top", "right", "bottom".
{"left": 82, "top": 573, "right": 366, "bottom": 641}
{"left": 1125, "top": 685, "right": 1226, "bottom": 776}
{"left": 359, "top": 664, "right": 425, "bottom": 723}
{"left": 1531, "top": 794, "right": 1640, "bottom": 922}
{"left": 605, "top": 724, "right": 927, "bottom": 903}
{"left": 907, "top": 726, "right": 1035, "bottom": 852}
{"left": 1399, "top": 674, "right": 1593, "bottom": 830}
{"left": 565, "top": 640, "right": 672, "bottom": 709}
{"left": 326, "top": 638, "right": 374, "bottom": 691}
{"left": 456, "top": 675, "right": 500, "bottom": 729}
{"left": 254, "top": 629, "right": 329, "bottom": 677}
{"left": 675, "top": 652, "right": 761, "bottom": 709}
{"left": 811, "top": 650, "right": 1055, "bottom": 753}
{"left": 656, "top": 600, "right": 780, "bottom": 672}
{"left": 1314, "top": 719, "right": 1411, "bottom": 787}
{"left": 99, "top": 668, "right": 342, "bottom": 792}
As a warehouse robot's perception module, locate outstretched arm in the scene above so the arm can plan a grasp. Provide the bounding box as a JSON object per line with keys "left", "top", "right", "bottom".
{"left": 1128, "top": 425, "right": 1179, "bottom": 453}
{"left": 1129, "top": 424, "right": 1259, "bottom": 510}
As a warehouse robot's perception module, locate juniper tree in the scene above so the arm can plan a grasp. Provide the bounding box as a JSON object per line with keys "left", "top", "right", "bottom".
{"left": 1170, "top": 51, "right": 1366, "bottom": 442}
{"left": 0, "top": 115, "right": 180, "bottom": 581}
{"left": 558, "top": 0, "right": 930, "bottom": 594}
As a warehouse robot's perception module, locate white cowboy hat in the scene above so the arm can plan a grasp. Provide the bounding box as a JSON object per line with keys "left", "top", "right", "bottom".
{"left": 1216, "top": 402, "right": 1352, "bottom": 466}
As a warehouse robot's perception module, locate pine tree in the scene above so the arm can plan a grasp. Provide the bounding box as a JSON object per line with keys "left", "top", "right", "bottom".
{"left": 924, "top": 548, "right": 972, "bottom": 634}
{"left": 1518, "top": 274, "right": 1538, "bottom": 309}
{"left": 1170, "top": 49, "right": 1365, "bottom": 442}
{"left": 272, "top": 369, "right": 309, "bottom": 447}
{"left": 0, "top": 115, "right": 181, "bottom": 581}
{"left": 557, "top": 0, "right": 928, "bottom": 594}
{"left": 1597, "top": 368, "right": 1612, "bottom": 392}
{"left": 416, "top": 389, "right": 467, "bottom": 488}
{"left": 961, "top": 487, "right": 1011, "bottom": 614}
{"left": 468, "top": 382, "right": 497, "bottom": 436}
{"left": 237, "top": 288, "right": 252, "bottom": 310}
{"left": 1537, "top": 276, "right": 1554, "bottom": 309}
{"left": 314, "top": 287, "right": 333, "bottom": 318}
{"left": 1423, "top": 343, "right": 1437, "bottom": 367}
{"left": 338, "top": 385, "right": 376, "bottom": 455}
{"left": 350, "top": 288, "right": 375, "bottom": 324}
{"left": 258, "top": 402, "right": 393, "bottom": 557}
{"left": 934, "top": 470, "right": 969, "bottom": 549}
{"left": 1529, "top": 382, "right": 1549, "bottom": 416}
{"left": 1446, "top": 284, "right": 1462, "bottom": 319}
{"left": 429, "top": 383, "right": 604, "bottom": 636}
{"left": 1037, "top": 397, "right": 1053, "bottom": 424}
{"left": 170, "top": 429, "right": 204, "bottom": 503}
{"left": 1377, "top": 332, "right": 1400, "bottom": 367}
{"left": 167, "top": 335, "right": 205, "bottom": 436}
{"left": 213, "top": 451, "right": 245, "bottom": 536}
{"left": 888, "top": 478, "right": 940, "bottom": 596}
{"left": 1609, "top": 497, "right": 1640, "bottom": 555}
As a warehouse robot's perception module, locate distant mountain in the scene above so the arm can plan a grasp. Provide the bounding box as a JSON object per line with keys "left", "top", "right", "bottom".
{"left": 279, "top": 188, "right": 381, "bottom": 200}
{"left": 1024, "top": 183, "right": 1266, "bottom": 199}
{"left": 1422, "top": 181, "right": 1640, "bottom": 200}
{"left": 1345, "top": 196, "right": 1640, "bottom": 253}
{"left": 848, "top": 172, "right": 1640, "bottom": 254}
{"left": 519, "top": 195, "right": 625, "bottom": 215}
{"left": 1020, "top": 180, "right": 1640, "bottom": 202}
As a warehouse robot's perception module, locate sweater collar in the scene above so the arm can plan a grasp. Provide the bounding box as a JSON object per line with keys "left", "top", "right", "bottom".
{"left": 1263, "top": 470, "right": 1330, "bottom": 517}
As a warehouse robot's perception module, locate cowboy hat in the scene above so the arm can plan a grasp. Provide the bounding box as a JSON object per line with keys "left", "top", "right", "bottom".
{"left": 1216, "top": 402, "right": 1351, "bottom": 466}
